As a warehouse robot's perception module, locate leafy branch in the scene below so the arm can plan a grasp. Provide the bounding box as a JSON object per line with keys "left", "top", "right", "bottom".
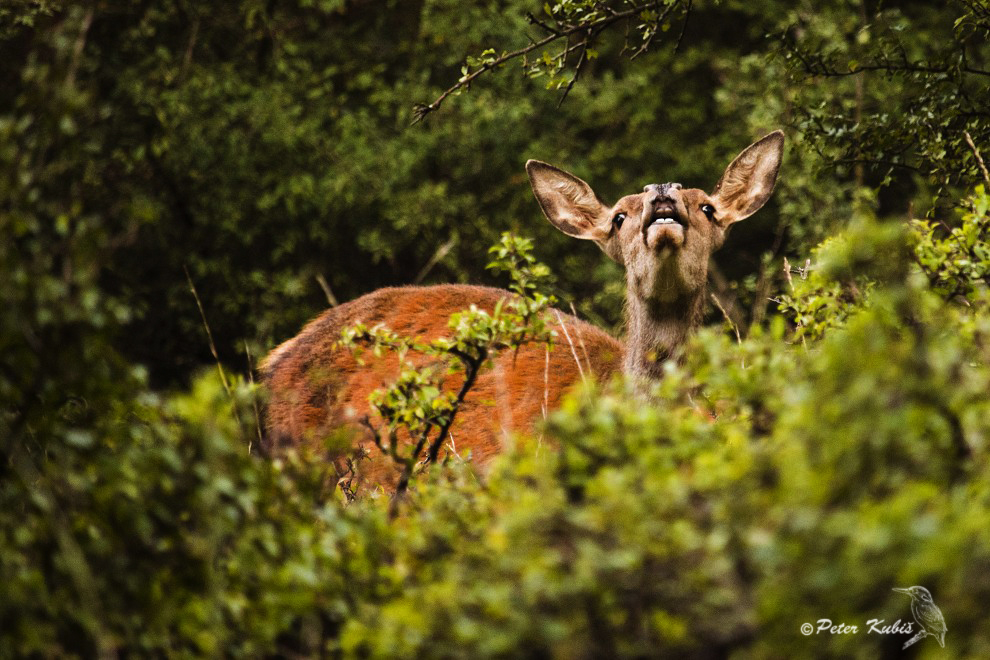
{"left": 413, "top": 0, "right": 690, "bottom": 123}
{"left": 912, "top": 185, "right": 990, "bottom": 303}
{"left": 775, "top": 0, "right": 990, "bottom": 188}
{"left": 779, "top": 33, "right": 990, "bottom": 80}
{"left": 338, "top": 233, "right": 558, "bottom": 509}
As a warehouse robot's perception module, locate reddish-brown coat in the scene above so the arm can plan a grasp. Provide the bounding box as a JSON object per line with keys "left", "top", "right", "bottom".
{"left": 261, "top": 284, "right": 622, "bottom": 491}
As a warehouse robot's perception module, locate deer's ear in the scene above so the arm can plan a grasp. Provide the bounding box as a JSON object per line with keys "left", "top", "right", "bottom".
{"left": 526, "top": 160, "right": 611, "bottom": 241}
{"left": 711, "top": 130, "right": 784, "bottom": 226}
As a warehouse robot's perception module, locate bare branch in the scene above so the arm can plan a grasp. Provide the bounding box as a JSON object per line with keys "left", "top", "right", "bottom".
{"left": 184, "top": 265, "right": 233, "bottom": 399}
{"left": 243, "top": 340, "right": 265, "bottom": 454}
{"left": 526, "top": 11, "right": 562, "bottom": 36}
{"left": 785, "top": 44, "right": 990, "bottom": 79}
{"left": 65, "top": 7, "right": 94, "bottom": 90}
{"left": 180, "top": 17, "right": 200, "bottom": 81}
{"left": 184, "top": 265, "right": 250, "bottom": 439}
{"left": 964, "top": 130, "right": 990, "bottom": 187}
{"left": 630, "top": 2, "right": 678, "bottom": 59}
{"left": 427, "top": 356, "right": 484, "bottom": 464}
{"left": 557, "top": 40, "right": 589, "bottom": 108}
{"left": 315, "top": 272, "right": 339, "bottom": 307}
{"left": 413, "top": 237, "right": 457, "bottom": 285}
{"left": 673, "top": 0, "right": 693, "bottom": 55}
{"left": 710, "top": 292, "right": 741, "bottom": 344}
{"left": 553, "top": 310, "right": 587, "bottom": 383}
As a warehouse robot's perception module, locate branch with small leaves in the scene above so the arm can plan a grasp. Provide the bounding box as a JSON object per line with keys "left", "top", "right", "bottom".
{"left": 912, "top": 186, "right": 990, "bottom": 304}
{"left": 775, "top": 2, "right": 990, "bottom": 188}
{"left": 775, "top": 239, "right": 875, "bottom": 343}
{"left": 338, "top": 233, "right": 558, "bottom": 509}
{"left": 412, "top": 0, "right": 690, "bottom": 123}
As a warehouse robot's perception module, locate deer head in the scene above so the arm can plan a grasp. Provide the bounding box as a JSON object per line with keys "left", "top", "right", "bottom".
{"left": 526, "top": 131, "right": 784, "bottom": 377}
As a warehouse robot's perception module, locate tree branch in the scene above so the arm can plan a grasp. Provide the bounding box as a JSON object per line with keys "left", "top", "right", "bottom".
{"left": 426, "top": 356, "right": 484, "bottom": 464}
{"left": 413, "top": 1, "right": 685, "bottom": 123}
{"left": 964, "top": 130, "right": 990, "bottom": 187}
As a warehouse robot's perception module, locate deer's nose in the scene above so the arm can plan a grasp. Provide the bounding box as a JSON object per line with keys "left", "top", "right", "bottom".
{"left": 640, "top": 182, "right": 683, "bottom": 235}
{"left": 643, "top": 182, "right": 682, "bottom": 204}
{"left": 643, "top": 183, "right": 682, "bottom": 194}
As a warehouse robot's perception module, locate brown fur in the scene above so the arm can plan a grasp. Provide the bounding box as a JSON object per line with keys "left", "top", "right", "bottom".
{"left": 261, "top": 284, "right": 622, "bottom": 491}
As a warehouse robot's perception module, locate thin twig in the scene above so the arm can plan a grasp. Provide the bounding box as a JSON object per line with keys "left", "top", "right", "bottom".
{"left": 568, "top": 302, "right": 593, "bottom": 374}
{"left": 673, "top": 0, "right": 692, "bottom": 54}
{"left": 710, "top": 292, "right": 741, "bottom": 344}
{"left": 413, "top": 0, "right": 682, "bottom": 122}
{"left": 751, "top": 221, "right": 788, "bottom": 326}
{"left": 315, "top": 273, "right": 339, "bottom": 307}
{"left": 787, "top": 48, "right": 990, "bottom": 79}
{"left": 180, "top": 17, "right": 200, "bottom": 81}
{"left": 360, "top": 415, "right": 386, "bottom": 455}
{"left": 445, "top": 431, "right": 463, "bottom": 463}
{"left": 526, "top": 11, "right": 562, "bottom": 36}
{"left": 65, "top": 7, "right": 94, "bottom": 90}
{"left": 396, "top": 423, "right": 436, "bottom": 504}
{"left": 619, "top": 12, "right": 631, "bottom": 56}
{"left": 542, "top": 343, "right": 550, "bottom": 421}
{"left": 557, "top": 40, "right": 589, "bottom": 108}
{"left": 243, "top": 340, "right": 265, "bottom": 454}
{"left": 594, "top": 1, "right": 620, "bottom": 18}
{"left": 631, "top": 2, "right": 678, "bottom": 59}
{"left": 492, "top": 360, "right": 514, "bottom": 448}
{"left": 553, "top": 310, "right": 586, "bottom": 382}
{"left": 184, "top": 265, "right": 234, "bottom": 400}
{"left": 707, "top": 262, "right": 746, "bottom": 330}
{"left": 964, "top": 130, "right": 990, "bottom": 187}
{"left": 413, "top": 31, "right": 561, "bottom": 122}
{"left": 413, "top": 237, "right": 457, "bottom": 284}
{"left": 427, "top": 357, "right": 484, "bottom": 463}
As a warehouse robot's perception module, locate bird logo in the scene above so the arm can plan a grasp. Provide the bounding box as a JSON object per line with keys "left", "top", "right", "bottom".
{"left": 893, "top": 586, "right": 947, "bottom": 649}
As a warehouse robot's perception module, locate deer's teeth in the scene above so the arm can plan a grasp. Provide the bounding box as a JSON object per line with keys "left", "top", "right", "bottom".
{"left": 652, "top": 217, "right": 678, "bottom": 225}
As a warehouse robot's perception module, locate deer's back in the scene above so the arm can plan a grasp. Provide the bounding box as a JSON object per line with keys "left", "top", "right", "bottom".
{"left": 261, "top": 284, "right": 622, "bottom": 491}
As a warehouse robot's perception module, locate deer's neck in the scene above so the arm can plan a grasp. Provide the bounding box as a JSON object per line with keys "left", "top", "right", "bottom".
{"left": 623, "top": 290, "right": 705, "bottom": 380}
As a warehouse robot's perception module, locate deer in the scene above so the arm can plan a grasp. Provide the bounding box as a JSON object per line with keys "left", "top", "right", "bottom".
{"left": 261, "top": 131, "right": 784, "bottom": 493}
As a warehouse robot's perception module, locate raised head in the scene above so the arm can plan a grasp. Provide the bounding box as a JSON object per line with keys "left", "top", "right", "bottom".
{"left": 527, "top": 131, "right": 784, "bottom": 377}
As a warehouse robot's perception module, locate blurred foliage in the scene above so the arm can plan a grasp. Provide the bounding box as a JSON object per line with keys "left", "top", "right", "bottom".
{"left": 3, "top": 0, "right": 990, "bottom": 657}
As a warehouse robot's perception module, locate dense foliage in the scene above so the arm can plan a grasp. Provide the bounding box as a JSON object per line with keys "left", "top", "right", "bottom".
{"left": 2, "top": 0, "right": 989, "bottom": 657}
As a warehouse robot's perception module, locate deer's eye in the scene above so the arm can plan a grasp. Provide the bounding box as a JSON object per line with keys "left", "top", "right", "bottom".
{"left": 701, "top": 204, "right": 716, "bottom": 220}
{"left": 612, "top": 212, "right": 626, "bottom": 229}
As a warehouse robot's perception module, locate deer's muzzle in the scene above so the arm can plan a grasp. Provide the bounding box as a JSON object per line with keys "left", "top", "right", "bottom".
{"left": 642, "top": 184, "right": 685, "bottom": 249}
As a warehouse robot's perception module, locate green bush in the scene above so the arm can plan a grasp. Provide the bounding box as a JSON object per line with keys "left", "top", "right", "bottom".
{"left": 331, "top": 191, "right": 990, "bottom": 657}
{"left": 3, "top": 0, "right": 990, "bottom": 657}
{"left": 6, "top": 188, "right": 989, "bottom": 656}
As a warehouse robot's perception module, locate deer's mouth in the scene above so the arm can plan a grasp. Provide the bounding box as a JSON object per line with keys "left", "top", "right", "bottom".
{"left": 644, "top": 205, "right": 685, "bottom": 248}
